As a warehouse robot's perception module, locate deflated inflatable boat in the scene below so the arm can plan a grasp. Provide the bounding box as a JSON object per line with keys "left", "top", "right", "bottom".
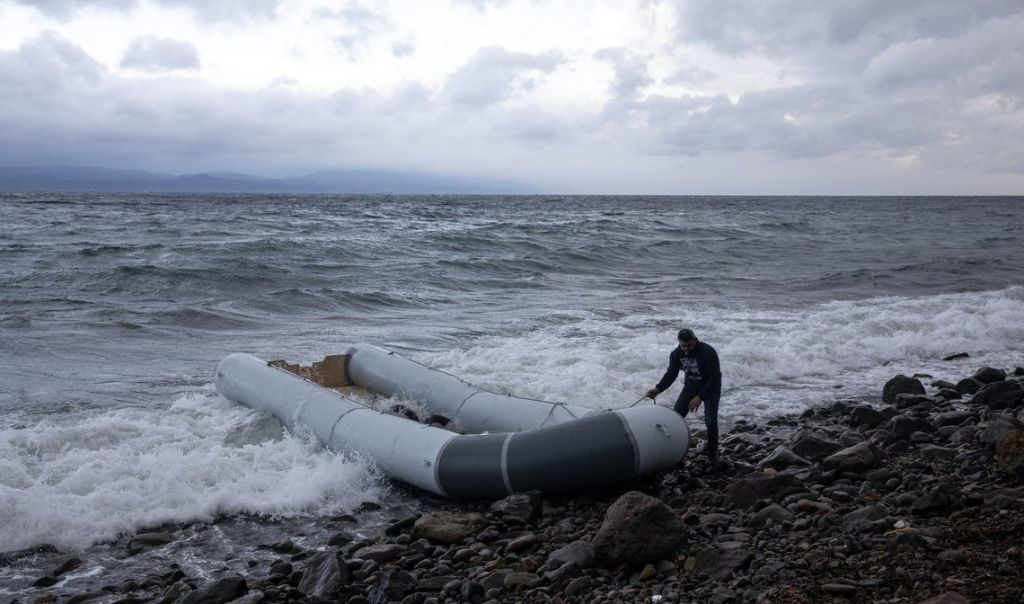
{"left": 215, "top": 344, "right": 689, "bottom": 499}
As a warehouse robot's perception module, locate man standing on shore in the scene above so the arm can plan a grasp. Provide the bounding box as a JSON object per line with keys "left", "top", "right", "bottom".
{"left": 646, "top": 328, "right": 723, "bottom": 469}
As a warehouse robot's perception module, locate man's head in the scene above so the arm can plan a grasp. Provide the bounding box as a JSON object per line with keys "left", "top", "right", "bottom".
{"left": 678, "top": 328, "right": 698, "bottom": 352}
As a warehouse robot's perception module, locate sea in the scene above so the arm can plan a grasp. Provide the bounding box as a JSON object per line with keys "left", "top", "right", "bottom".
{"left": 1, "top": 192, "right": 1023, "bottom": 595}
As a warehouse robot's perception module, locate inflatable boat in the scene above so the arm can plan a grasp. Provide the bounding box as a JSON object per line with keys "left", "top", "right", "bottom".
{"left": 215, "top": 344, "right": 689, "bottom": 499}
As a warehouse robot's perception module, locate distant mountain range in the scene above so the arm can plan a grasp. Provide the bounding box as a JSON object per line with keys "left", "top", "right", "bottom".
{"left": 0, "top": 166, "right": 540, "bottom": 194}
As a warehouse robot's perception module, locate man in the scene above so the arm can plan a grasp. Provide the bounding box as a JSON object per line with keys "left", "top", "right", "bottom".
{"left": 646, "top": 328, "right": 723, "bottom": 468}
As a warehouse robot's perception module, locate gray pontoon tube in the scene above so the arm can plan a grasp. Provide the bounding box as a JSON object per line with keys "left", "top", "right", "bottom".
{"left": 343, "top": 343, "right": 595, "bottom": 432}
{"left": 216, "top": 352, "right": 689, "bottom": 499}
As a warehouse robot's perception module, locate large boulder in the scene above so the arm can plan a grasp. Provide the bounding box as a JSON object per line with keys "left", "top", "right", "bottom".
{"left": 592, "top": 491, "right": 687, "bottom": 565}
{"left": 849, "top": 405, "right": 887, "bottom": 427}
{"left": 979, "top": 416, "right": 1024, "bottom": 445}
{"left": 180, "top": 576, "right": 248, "bottom": 604}
{"left": 297, "top": 550, "right": 350, "bottom": 598}
{"left": 883, "top": 375, "right": 925, "bottom": 404}
{"left": 972, "top": 380, "right": 1024, "bottom": 409}
{"left": 411, "top": 512, "right": 487, "bottom": 544}
{"left": 822, "top": 441, "right": 882, "bottom": 473}
{"left": 885, "top": 415, "right": 935, "bottom": 444}
{"left": 955, "top": 378, "right": 983, "bottom": 395}
{"left": 723, "top": 471, "right": 803, "bottom": 509}
{"left": 973, "top": 367, "right": 1006, "bottom": 384}
{"left": 790, "top": 431, "right": 842, "bottom": 461}
{"left": 934, "top": 410, "right": 977, "bottom": 428}
{"left": 128, "top": 532, "right": 173, "bottom": 555}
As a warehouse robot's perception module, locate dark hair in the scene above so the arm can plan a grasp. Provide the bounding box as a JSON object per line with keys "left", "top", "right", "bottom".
{"left": 677, "top": 328, "right": 697, "bottom": 342}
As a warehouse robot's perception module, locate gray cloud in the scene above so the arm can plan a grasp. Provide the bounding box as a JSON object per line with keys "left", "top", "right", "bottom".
{"left": 314, "top": 4, "right": 394, "bottom": 59}
{"left": 12, "top": 0, "right": 281, "bottom": 23}
{"left": 444, "top": 46, "right": 564, "bottom": 107}
{"left": 121, "top": 36, "right": 200, "bottom": 71}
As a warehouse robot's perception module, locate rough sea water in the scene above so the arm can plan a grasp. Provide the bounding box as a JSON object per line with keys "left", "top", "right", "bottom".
{"left": 1, "top": 192, "right": 1023, "bottom": 596}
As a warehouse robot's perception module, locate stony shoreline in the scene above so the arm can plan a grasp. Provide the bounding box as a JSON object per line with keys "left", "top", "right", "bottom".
{"left": 12, "top": 361, "right": 1024, "bottom": 604}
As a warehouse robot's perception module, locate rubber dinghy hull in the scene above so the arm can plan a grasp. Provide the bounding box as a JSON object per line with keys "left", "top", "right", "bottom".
{"left": 216, "top": 352, "right": 689, "bottom": 499}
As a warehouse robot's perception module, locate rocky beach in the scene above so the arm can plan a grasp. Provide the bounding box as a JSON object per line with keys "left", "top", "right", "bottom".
{"left": 6, "top": 360, "right": 1024, "bottom": 604}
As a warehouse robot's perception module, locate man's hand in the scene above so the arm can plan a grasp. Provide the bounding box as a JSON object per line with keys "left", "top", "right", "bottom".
{"left": 688, "top": 395, "right": 702, "bottom": 412}
{"left": 645, "top": 388, "right": 659, "bottom": 399}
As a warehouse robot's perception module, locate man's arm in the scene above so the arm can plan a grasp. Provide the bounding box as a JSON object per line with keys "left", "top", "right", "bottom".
{"left": 652, "top": 350, "right": 681, "bottom": 395}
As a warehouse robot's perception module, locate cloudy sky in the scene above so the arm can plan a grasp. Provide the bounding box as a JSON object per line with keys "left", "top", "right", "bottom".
{"left": 1, "top": 0, "right": 1022, "bottom": 194}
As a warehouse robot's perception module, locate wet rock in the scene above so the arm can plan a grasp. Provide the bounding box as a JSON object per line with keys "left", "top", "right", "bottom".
{"left": 886, "top": 416, "right": 935, "bottom": 444}
{"left": 895, "top": 393, "right": 935, "bottom": 410}
{"left": 979, "top": 417, "right": 1024, "bottom": 445}
{"left": 503, "top": 572, "right": 541, "bottom": 590}
{"left": 973, "top": 367, "right": 1006, "bottom": 384}
{"left": 849, "top": 405, "right": 887, "bottom": 427}
{"left": 411, "top": 512, "right": 487, "bottom": 544}
{"left": 936, "top": 388, "right": 962, "bottom": 400}
{"left": 942, "top": 353, "right": 970, "bottom": 361}
{"left": 180, "top": 576, "right": 248, "bottom": 604}
{"left": 972, "top": 380, "right": 1024, "bottom": 409}
{"left": 934, "top": 410, "right": 976, "bottom": 428}
{"left": 822, "top": 441, "right": 882, "bottom": 473}
{"left": 128, "top": 532, "right": 173, "bottom": 555}
{"left": 490, "top": 491, "right": 542, "bottom": 524}
{"left": 354, "top": 544, "right": 405, "bottom": 563}
{"left": 755, "top": 446, "right": 811, "bottom": 471}
{"left": 367, "top": 571, "right": 415, "bottom": 604}
{"left": 995, "top": 428, "right": 1024, "bottom": 478}
{"left": 821, "top": 583, "right": 857, "bottom": 595}
{"left": 459, "top": 581, "right": 485, "bottom": 602}
{"left": 723, "top": 471, "right": 802, "bottom": 509}
{"left": 32, "top": 577, "right": 59, "bottom": 588}
{"left": 883, "top": 375, "right": 925, "bottom": 404}
{"left": 327, "top": 531, "right": 354, "bottom": 547}
{"left": 746, "top": 504, "right": 793, "bottom": 528}
{"left": 64, "top": 592, "right": 109, "bottom": 604}
{"left": 842, "top": 505, "right": 889, "bottom": 533}
{"left": 955, "top": 378, "right": 983, "bottom": 395}
{"left": 51, "top": 557, "right": 83, "bottom": 577}
{"left": 592, "top": 491, "right": 687, "bottom": 565}
{"left": 546, "top": 540, "right": 594, "bottom": 568}
{"left": 912, "top": 484, "right": 963, "bottom": 514}
{"left": 506, "top": 533, "right": 539, "bottom": 553}
{"left": 259, "top": 539, "right": 298, "bottom": 553}
{"left": 916, "top": 592, "right": 970, "bottom": 604}
{"left": 297, "top": 550, "right": 350, "bottom": 597}
{"left": 691, "top": 546, "right": 753, "bottom": 579}
{"left": 385, "top": 515, "right": 421, "bottom": 536}
{"left": 790, "top": 431, "right": 842, "bottom": 461}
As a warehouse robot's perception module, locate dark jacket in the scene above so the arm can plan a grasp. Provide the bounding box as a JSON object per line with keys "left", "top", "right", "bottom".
{"left": 655, "top": 341, "right": 721, "bottom": 403}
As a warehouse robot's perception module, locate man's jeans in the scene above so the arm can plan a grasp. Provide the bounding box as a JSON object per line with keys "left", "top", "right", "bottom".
{"left": 674, "top": 386, "right": 719, "bottom": 461}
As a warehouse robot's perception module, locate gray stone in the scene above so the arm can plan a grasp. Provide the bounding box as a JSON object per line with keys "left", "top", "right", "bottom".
{"left": 489, "top": 491, "right": 541, "bottom": 523}
{"left": 297, "top": 550, "right": 350, "bottom": 597}
{"left": 849, "top": 405, "right": 887, "bottom": 427}
{"left": 480, "top": 569, "right": 513, "bottom": 591}
{"left": 180, "top": 576, "right": 248, "bottom": 604}
{"left": 973, "top": 367, "right": 1006, "bottom": 384}
{"left": 564, "top": 576, "right": 592, "bottom": 597}
{"left": 723, "top": 471, "right": 803, "bottom": 509}
{"left": 972, "top": 380, "right": 1024, "bottom": 409}
{"left": 912, "top": 484, "right": 963, "bottom": 514}
{"left": 886, "top": 415, "right": 935, "bottom": 444}
{"left": 821, "top": 583, "right": 857, "bottom": 594}
{"left": 506, "top": 533, "right": 538, "bottom": 553}
{"left": 368, "top": 571, "right": 415, "bottom": 604}
{"left": 979, "top": 417, "right": 1024, "bottom": 445}
{"left": 790, "top": 431, "right": 842, "bottom": 461}
{"left": 354, "top": 543, "right": 405, "bottom": 563}
{"left": 995, "top": 428, "right": 1024, "bottom": 479}
{"left": 934, "top": 410, "right": 976, "bottom": 428}
{"left": 411, "top": 512, "right": 486, "bottom": 544}
{"left": 128, "top": 532, "right": 173, "bottom": 555}
{"left": 955, "top": 378, "right": 983, "bottom": 395}
{"left": 950, "top": 426, "right": 978, "bottom": 445}
{"left": 503, "top": 572, "right": 541, "bottom": 590}
{"left": 823, "top": 441, "right": 882, "bottom": 473}
{"left": 842, "top": 505, "right": 889, "bottom": 533}
{"left": 918, "top": 445, "right": 957, "bottom": 461}
{"left": 755, "top": 446, "right": 811, "bottom": 471}
{"left": 883, "top": 375, "right": 925, "bottom": 404}
{"left": 592, "top": 491, "right": 687, "bottom": 565}
{"left": 746, "top": 504, "right": 793, "bottom": 528}
{"left": 546, "top": 540, "right": 594, "bottom": 568}
{"left": 691, "top": 546, "right": 753, "bottom": 579}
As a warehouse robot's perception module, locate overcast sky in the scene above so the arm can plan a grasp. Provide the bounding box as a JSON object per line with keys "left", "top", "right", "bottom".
{"left": 1, "top": 0, "right": 1022, "bottom": 194}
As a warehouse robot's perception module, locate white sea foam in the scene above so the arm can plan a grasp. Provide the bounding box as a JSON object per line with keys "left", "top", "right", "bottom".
{"left": 427, "top": 287, "right": 1024, "bottom": 419}
{"left": 0, "top": 389, "right": 379, "bottom": 553}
